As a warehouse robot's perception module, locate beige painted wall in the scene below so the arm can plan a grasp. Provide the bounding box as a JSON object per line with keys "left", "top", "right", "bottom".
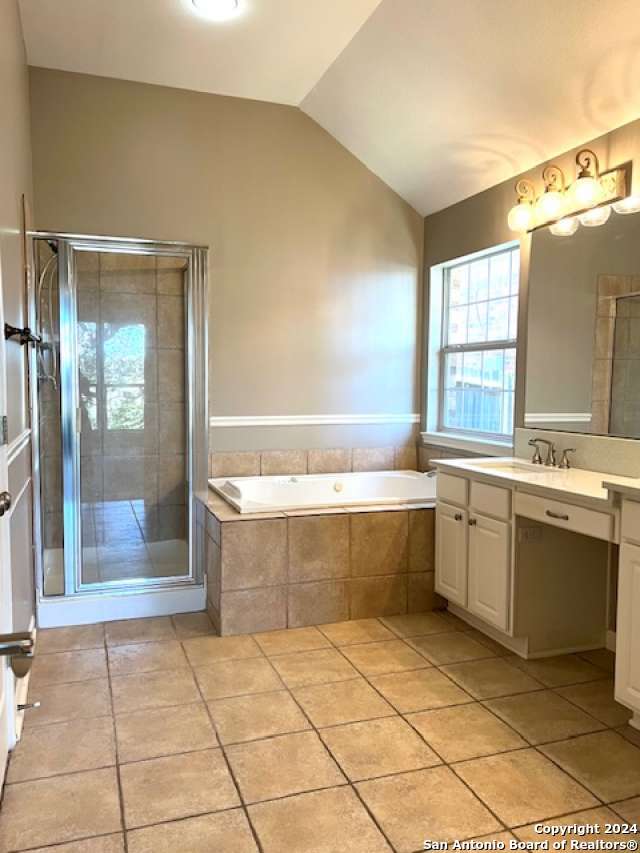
{"left": 1, "top": 0, "right": 35, "bottom": 629}
{"left": 1, "top": 0, "right": 32, "bottom": 444}
{"left": 423, "top": 114, "right": 640, "bottom": 458}
{"left": 424, "top": 118, "right": 640, "bottom": 269}
{"left": 28, "top": 68, "right": 424, "bottom": 452}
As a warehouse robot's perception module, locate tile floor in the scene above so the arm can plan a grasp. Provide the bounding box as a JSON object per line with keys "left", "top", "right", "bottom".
{"left": 45, "top": 501, "right": 189, "bottom": 594}
{"left": 1, "top": 611, "right": 639, "bottom": 853}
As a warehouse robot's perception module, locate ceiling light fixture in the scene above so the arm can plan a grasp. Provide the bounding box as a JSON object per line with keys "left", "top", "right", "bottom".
{"left": 191, "top": 0, "right": 240, "bottom": 21}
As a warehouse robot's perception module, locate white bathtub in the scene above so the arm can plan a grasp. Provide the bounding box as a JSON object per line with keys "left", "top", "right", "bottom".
{"left": 209, "top": 470, "right": 437, "bottom": 514}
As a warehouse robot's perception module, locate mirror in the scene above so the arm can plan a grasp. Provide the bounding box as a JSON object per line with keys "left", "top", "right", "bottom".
{"left": 525, "top": 208, "right": 640, "bottom": 438}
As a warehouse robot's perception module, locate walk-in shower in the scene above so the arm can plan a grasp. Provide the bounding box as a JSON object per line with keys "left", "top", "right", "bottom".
{"left": 30, "top": 233, "right": 208, "bottom": 625}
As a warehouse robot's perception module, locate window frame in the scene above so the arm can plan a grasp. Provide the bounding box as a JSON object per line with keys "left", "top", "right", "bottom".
{"left": 431, "top": 243, "right": 520, "bottom": 445}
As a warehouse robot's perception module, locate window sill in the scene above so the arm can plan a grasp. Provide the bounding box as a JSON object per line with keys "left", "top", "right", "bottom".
{"left": 420, "top": 431, "right": 513, "bottom": 457}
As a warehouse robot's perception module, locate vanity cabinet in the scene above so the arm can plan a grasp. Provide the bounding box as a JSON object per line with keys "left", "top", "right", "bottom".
{"left": 467, "top": 514, "right": 510, "bottom": 631}
{"left": 435, "top": 461, "right": 611, "bottom": 659}
{"left": 435, "top": 475, "right": 511, "bottom": 631}
{"left": 615, "top": 500, "right": 640, "bottom": 728}
{"left": 435, "top": 501, "right": 467, "bottom": 607}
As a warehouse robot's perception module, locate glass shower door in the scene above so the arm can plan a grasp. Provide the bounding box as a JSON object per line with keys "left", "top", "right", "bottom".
{"left": 70, "top": 248, "right": 189, "bottom": 589}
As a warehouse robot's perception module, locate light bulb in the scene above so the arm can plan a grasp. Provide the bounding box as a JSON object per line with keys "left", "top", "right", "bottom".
{"left": 191, "top": 0, "right": 240, "bottom": 20}
{"left": 578, "top": 205, "right": 611, "bottom": 227}
{"left": 574, "top": 175, "right": 602, "bottom": 208}
{"left": 549, "top": 216, "right": 579, "bottom": 237}
{"left": 537, "top": 190, "right": 565, "bottom": 222}
{"left": 612, "top": 195, "right": 640, "bottom": 215}
{"left": 507, "top": 202, "right": 534, "bottom": 233}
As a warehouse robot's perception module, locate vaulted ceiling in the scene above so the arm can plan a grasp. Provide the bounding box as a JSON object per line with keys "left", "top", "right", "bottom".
{"left": 18, "top": 0, "right": 640, "bottom": 215}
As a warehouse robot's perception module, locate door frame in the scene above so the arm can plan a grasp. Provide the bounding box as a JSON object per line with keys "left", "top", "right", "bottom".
{"left": 0, "top": 249, "right": 13, "bottom": 784}
{"left": 29, "top": 232, "right": 209, "bottom": 626}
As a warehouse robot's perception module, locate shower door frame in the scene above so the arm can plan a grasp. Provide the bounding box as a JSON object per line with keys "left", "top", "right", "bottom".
{"left": 30, "top": 232, "right": 208, "bottom": 624}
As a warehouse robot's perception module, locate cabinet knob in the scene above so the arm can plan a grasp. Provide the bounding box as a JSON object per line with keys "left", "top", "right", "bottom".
{"left": 454, "top": 512, "right": 463, "bottom": 521}
{"left": 469, "top": 518, "right": 477, "bottom": 526}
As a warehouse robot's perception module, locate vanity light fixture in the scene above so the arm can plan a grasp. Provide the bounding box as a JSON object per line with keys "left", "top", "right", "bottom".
{"left": 573, "top": 149, "right": 602, "bottom": 208}
{"left": 549, "top": 216, "right": 579, "bottom": 237}
{"left": 191, "top": 0, "right": 240, "bottom": 20}
{"left": 507, "top": 180, "right": 536, "bottom": 233}
{"left": 579, "top": 204, "right": 612, "bottom": 227}
{"left": 537, "top": 165, "right": 566, "bottom": 221}
{"left": 613, "top": 195, "right": 640, "bottom": 214}
{"left": 507, "top": 148, "right": 628, "bottom": 235}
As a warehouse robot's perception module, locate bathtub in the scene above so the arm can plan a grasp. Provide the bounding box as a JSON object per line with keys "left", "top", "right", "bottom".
{"left": 209, "top": 470, "right": 437, "bottom": 514}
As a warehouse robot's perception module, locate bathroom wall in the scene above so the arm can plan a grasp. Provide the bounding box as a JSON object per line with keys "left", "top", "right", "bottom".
{"left": 1, "top": 0, "right": 35, "bottom": 630}
{"left": 28, "top": 68, "right": 424, "bottom": 456}
{"left": 423, "top": 115, "right": 640, "bottom": 470}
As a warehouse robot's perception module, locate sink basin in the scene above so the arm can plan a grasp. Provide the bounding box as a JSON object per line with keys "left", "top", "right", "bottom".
{"left": 472, "top": 459, "right": 561, "bottom": 475}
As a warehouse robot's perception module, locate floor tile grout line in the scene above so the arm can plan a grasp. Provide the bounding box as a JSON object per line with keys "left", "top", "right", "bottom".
{"left": 547, "top": 679, "right": 630, "bottom": 729}
{"left": 9, "top": 615, "right": 632, "bottom": 851}
{"left": 186, "top": 643, "right": 266, "bottom": 853}
{"left": 9, "top": 829, "right": 124, "bottom": 853}
{"left": 306, "top": 626, "right": 514, "bottom": 843}
{"left": 477, "top": 699, "right": 608, "bottom": 747}
{"left": 324, "top": 629, "right": 622, "bottom": 831}
{"left": 105, "top": 634, "right": 130, "bottom": 853}
{"left": 322, "top": 627, "right": 512, "bottom": 841}
{"left": 260, "top": 652, "right": 401, "bottom": 853}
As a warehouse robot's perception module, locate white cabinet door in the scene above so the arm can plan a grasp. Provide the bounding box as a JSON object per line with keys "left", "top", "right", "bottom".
{"left": 435, "top": 501, "right": 467, "bottom": 607}
{"left": 467, "top": 514, "right": 510, "bottom": 631}
{"left": 616, "top": 541, "right": 640, "bottom": 714}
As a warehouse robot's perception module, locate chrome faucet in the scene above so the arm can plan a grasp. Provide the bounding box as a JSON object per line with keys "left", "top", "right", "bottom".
{"left": 558, "top": 448, "right": 576, "bottom": 469}
{"left": 528, "top": 438, "right": 556, "bottom": 467}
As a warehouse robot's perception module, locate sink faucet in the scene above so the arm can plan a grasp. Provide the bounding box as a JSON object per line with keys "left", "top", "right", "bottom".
{"left": 528, "top": 438, "right": 556, "bottom": 467}
{"left": 558, "top": 448, "right": 576, "bottom": 469}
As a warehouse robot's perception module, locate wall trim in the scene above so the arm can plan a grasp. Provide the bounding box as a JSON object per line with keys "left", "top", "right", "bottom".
{"left": 421, "top": 430, "right": 512, "bottom": 457}
{"left": 524, "top": 413, "right": 592, "bottom": 425}
{"left": 210, "top": 414, "right": 421, "bottom": 428}
{"left": 7, "top": 428, "right": 31, "bottom": 465}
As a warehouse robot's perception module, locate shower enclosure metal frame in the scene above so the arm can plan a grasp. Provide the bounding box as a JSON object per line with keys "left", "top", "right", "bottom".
{"left": 28, "top": 232, "right": 208, "bottom": 621}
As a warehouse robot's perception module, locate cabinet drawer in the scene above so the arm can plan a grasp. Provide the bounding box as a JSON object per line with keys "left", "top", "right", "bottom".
{"left": 436, "top": 473, "right": 468, "bottom": 506}
{"left": 514, "top": 491, "right": 614, "bottom": 542}
{"left": 470, "top": 481, "right": 511, "bottom": 520}
{"left": 621, "top": 500, "right": 640, "bottom": 545}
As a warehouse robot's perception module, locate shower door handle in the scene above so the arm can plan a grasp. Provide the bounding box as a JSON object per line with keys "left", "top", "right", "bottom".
{"left": 0, "top": 491, "right": 11, "bottom": 517}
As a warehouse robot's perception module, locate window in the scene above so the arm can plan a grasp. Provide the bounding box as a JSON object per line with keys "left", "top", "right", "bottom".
{"left": 78, "top": 321, "right": 147, "bottom": 433}
{"left": 437, "top": 245, "right": 519, "bottom": 440}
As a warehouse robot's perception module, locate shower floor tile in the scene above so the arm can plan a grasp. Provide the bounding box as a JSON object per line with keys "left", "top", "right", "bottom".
{"left": 4, "top": 613, "right": 628, "bottom": 853}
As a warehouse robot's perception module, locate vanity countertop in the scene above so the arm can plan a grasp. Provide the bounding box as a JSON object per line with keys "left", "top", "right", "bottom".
{"left": 433, "top": 456, "right": 640, "bottom": 506}
{"left": 601, "top": 478, "right": 640, "bottom": 500}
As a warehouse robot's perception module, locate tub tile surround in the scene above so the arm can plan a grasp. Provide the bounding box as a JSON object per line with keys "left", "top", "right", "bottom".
{"left": 1, "top": 612, "right": 638, "bottom": 853}
{"left": 209, "top": 444, "right": 419, "bottom": 479}
{"left": 197, "top": 493, "right": 437, "bottom": 635}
